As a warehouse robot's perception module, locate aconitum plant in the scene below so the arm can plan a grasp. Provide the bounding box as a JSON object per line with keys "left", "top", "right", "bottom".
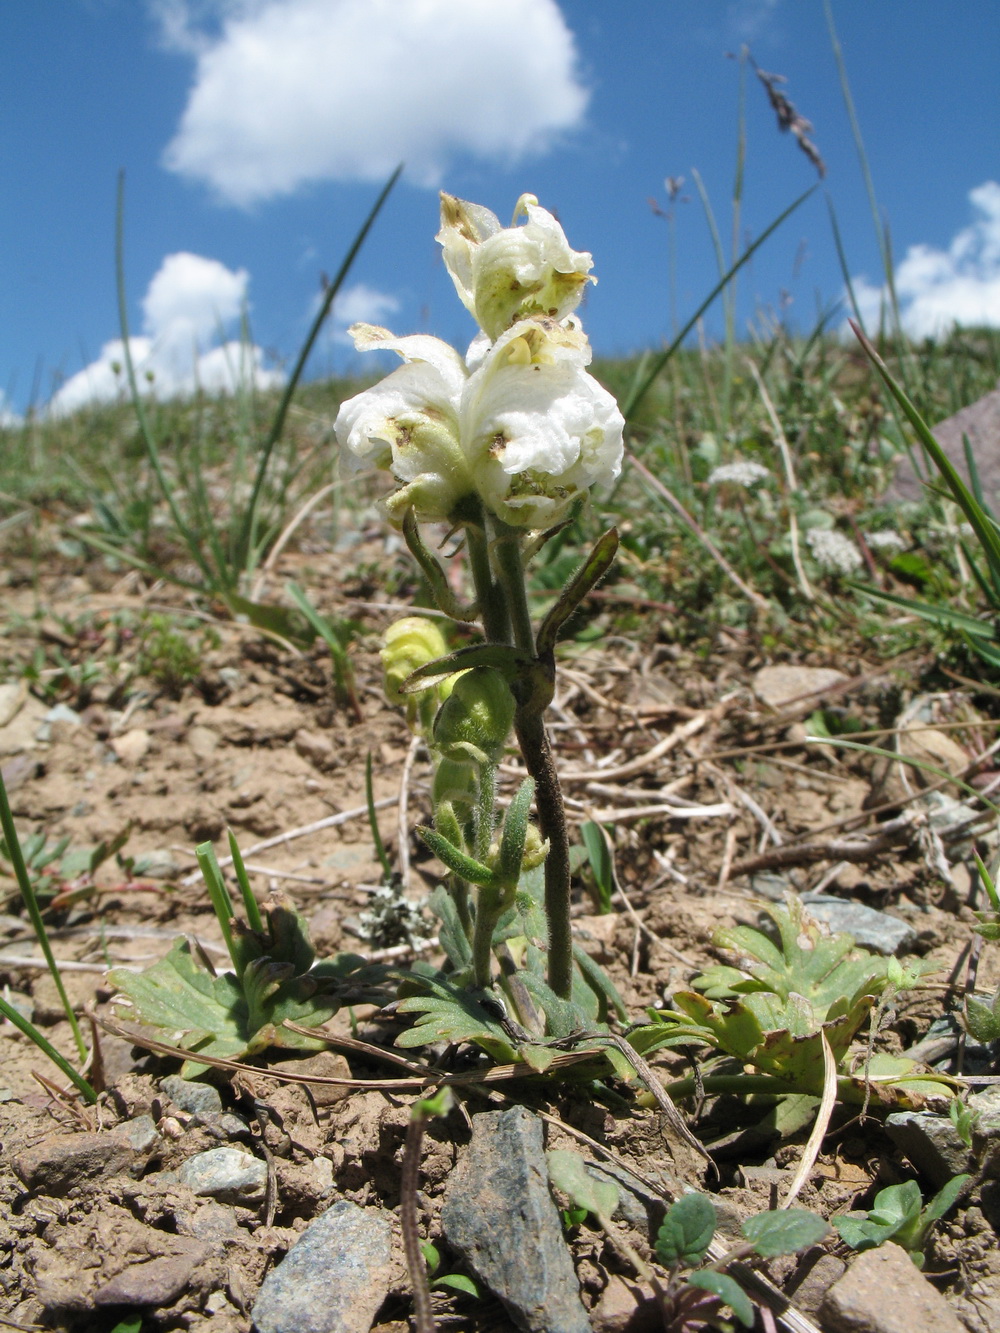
{"left": 336, "top": 194, "right": 625, "bottom": 1000}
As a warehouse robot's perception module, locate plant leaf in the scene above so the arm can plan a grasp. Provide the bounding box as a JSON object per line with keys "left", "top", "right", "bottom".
{"left": 741, "top": 1208, "right": 829, "bottom": 1257}
{"left": 686, "top": 1271, "right": 755, "bottom": 1328}
{"left": 546, "top": 1148, "right": 620, "bottom": 1220}
{"left": 655, "top": 1193, "right": 717, "bottom": 1269}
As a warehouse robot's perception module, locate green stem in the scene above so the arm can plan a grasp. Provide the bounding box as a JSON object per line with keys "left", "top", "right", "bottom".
{"left": 471, "top": 892, "right": 501, "bottom": 991}
{"left": 475, "top": 763, "right": 497, "bottom": 864}
{"left": 449, "top": 875, "right": 473, "bottom": 943}
{"left": 465, "top": 518, "right": 509, "bottom": 645}
{"left": 492, "top": 528, "right": 535, "bottom": 656}
{"left": 0, "top": 770, "right": 87, "bottom": 1063}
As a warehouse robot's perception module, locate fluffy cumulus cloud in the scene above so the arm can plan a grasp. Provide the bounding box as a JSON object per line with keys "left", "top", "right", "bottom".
{"left": 328, "top": 283, "right": 400, "bottom": 345}
{"left": 48, "top": 252, "right": 283, "bottom": 416}
{"left": 156, "top": 0, "right": 589, "bottom": 205}
{"left": 851, "top": 181, "right": 1000, "bottom": 338}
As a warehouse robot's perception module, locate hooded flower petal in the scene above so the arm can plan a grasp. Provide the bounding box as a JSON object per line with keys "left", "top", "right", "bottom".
{"left": 438, "top": 192, "right": 594, "bottom": 340}
{"left": 334, "top": 325, "right": 473, "bottom": 522}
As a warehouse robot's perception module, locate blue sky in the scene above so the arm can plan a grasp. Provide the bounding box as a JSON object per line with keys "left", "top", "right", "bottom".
{"left": 3, "top": 0, "right": 999, "bottom": 418}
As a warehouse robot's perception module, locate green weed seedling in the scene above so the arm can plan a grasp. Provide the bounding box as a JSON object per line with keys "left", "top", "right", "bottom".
{"left": 654, "top": 1193, "right": 828, "bottom": 1331}
{"left": 0, "top": 768, "right": 95, "bottom": 1101}
{"left": 108, "top": 834, "right": 387, "bottom": 1077}
{"left": 549, "top": 1148, "right": 827, "bottom": 1331}
{"left": 630, "top": 896, "right": 947, "bottom": 1108}
{"left": 834, "top": 1174, "right": 970, "bottom": 1267}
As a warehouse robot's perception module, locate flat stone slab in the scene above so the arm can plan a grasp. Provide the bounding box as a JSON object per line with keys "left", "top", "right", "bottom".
{"left": 442, "top": 1105, "right": 589, "bottom": 1333}
{"left": 251, "top": 1199, "right": 394, "bottom": 1333}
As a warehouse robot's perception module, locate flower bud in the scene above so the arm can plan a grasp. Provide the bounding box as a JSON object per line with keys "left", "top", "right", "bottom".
{"left": 381, "top": 617, "right": 448, "bottom": 705}
{"left": 438, "top": 193, "right": 595, "bottom": 341}
{"left": 433, "top": 667, "right": 514, "bottom": 767}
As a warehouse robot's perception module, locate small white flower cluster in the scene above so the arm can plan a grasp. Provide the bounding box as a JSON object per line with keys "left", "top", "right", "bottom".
{"left": 863, "top": 530, "right": 906, "bottom": 552}
{"left": 805, "top": 527, "right": 864, "bottom": 575}
{"left": 708, "top": 461, "right": 771, "bottom": 488}
{"left": 335, "top": 194, "right": 624, "bottom": 529}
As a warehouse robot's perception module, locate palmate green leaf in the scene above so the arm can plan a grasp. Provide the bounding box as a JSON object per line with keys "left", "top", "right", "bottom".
{"left": 655, "top": 1193, "right": 717, "bottom": 1268}
{"left": 742, "top": 1208, "right": 829, "bottom": 1257}
{"left": 686, "top": 1271, "right": 754, "bottom": 1328}
{"left": 394, "top": 976, "right": 517, "bottom": 1062}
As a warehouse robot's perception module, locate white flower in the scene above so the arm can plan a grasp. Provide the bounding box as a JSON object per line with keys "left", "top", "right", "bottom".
{"left": 437, "top": 192, "right": 595, "bottom": 341}
{"left": 335, "top": 317, "right": 623, "bottom": 528}
{"left": 805, "top": 527, "right": 864, "bottom": 575}
{"left": 708, "top": 461, "right": 771, "bottom": 488}
{"left": 863, "top": 530, "right": 905, "bottom": 552}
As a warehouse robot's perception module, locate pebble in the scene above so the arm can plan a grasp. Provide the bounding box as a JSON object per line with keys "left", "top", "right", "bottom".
{"left": 820, "top": 1243, "right": 966, "bottom": 1333}
{"left": 0, "top": 682, "right": 27, "bottom": 728}
{"left": 175, "top": 1147, "right": 267, "bottom": 1204}
{"left": 173, "top": 1199, "right": 244, "bottom": 1242}
{"left": 801, "top": 893, "right": 917, "bottom": 955}
{"left": 110, "top": 727, "right": 151, "bottom": 764}
{"left": 885, "top": 1111, "right": 974, "bottom": 1188}
{"left": 93, "top": 1247, "right": 209, "bottom": 1308}
{"left": 442, "top": 1105, "right": 590, "bottom": 1333}
{"left": 13, "top": 1131, "right": 137, "bottom": 1194}
{"left": 135, "top": 848, "right": 184, "bottom": 879}
{"left": 161, "top": 1075, "right": 224, "bottom": 1116}
{"left": 251, "top": 1199, "right": 394, "bottom": 1333}
{"left": 753, "top": 664, "right": 847, "bottom": 709}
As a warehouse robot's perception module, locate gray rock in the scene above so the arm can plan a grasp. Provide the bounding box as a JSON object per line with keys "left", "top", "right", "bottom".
{"left": 12, "top": 1131, "right": 136, "bottom": 1194}
{"left": 135, "top": 848, "right": 184, "bottom": 879}
{"left": 118, "top": 1114, "right": 161, "bottom": 1154}
{"left": 801, "top": 894, "right": 917, "bottom": 955}
{"left": 583, "top": 1160, "right": 662, "bottom": 1231}
{"left": 173, "top": 1199, "right": 244, "bottom": 1242}
{"left": 94, "top": 1247, "right": 209, "bottom": 1308}
{"left": 753, "top": 665, "right": 847, "bottom": 709}
{"left": 251, "top": 1199, "right": 394, "bottom": 1333}
{"left": 820, "top": 1242, "right": 966, "bottom": 1332}
{"left": 176, "top": 1147, "right": 267, "bottom": 1204}
{"left": 885, "top": 1111, "right": 974, "bottom": 1188}
{"left": 442, "top": 1105, "right": 590, "bottom": 1333}
{"left": 161, "top": 1075, "right": 224, "bottom": 1116}
{"left": 886, "top": 386, "right": 1000, "bottom": 512}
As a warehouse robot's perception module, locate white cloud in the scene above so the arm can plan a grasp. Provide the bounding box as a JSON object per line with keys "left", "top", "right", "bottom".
{"left": 157, "top": 0, "right": 589, "bottom": 205}
{"left": 0, "top": 392, "right": 22, "bottom": 428}
{"left": 48, "top": 252, "right": 283, "bottom": 416}
{"left": 850, "top": 181, "right": 1000, "bottom": 339}
{"left": 329, "top": 282, "right": 400, "bottom": 344}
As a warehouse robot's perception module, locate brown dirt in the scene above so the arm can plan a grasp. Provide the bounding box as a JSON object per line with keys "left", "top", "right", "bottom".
{"left": 2, "top": 542, "right": 999, "bottom": 1331}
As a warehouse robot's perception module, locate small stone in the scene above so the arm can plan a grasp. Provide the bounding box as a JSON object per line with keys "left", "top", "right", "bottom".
{"left": 801, "top": 894, "right": 917, "bottom": 955}
{"left": 0, "top": 692, "right": 47, "bottom": 755}
{"left": 442, "top": 1105, "right": 590, "bottom": 1333}
{"left": 590, "top": 1275, "right": 661, "bottom": 1333}
{"left": 173, "top": 1199, "right": 243, "bottom": 1242}
{"left": 188, "top": 725, "right": 220, "bottom": 759}
{"left": 94, "top": 1248, "right": 209, "bottom": 1308}
{"left": 135, "top": 848, "right": 182, "bottom": 879}
{"left": 0, "top": 682, "right": 27, "bottom": 728}
{"left": 161, "top": 1075, "right": 224, "bottom": 1116}
{"left": 12, "top": 1132, "right": 136, "bottom": 1194}
{"left": 111, "top": 728, "right": 151, "bottom": 764}
{"left": 294, "top": 729, "right": 336, "bottom": 768}
{"left": 753, "top": 665, "right": 848, "bottom": 709}
{"left": 251, "top": 1199, "right": 394, "bottom": 1333}
{"left": 118, "top": 1114, "right": 161, "bottom": 1153}
{"left": 820, "top": 1242, "right": 966, "bottom": 1332}
{"left": 176, "top": 1147, "right": 267, "bottom": 1204}
{"left": 786, "top": 1252, "right": 847, "bottom": 1317}
{"left": 885, "top": 1111, "right": 975, "bottom": 1188}
{"left": 276, "top": 1051, "right": 353, "bottom": 1108}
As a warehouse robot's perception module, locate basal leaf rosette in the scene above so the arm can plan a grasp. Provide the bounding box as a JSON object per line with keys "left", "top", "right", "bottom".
{"left": 438, "top": 192, "right": 594, "bottom": 341}
{"left": 335, "top": 317, "right": 623, "bottom": 529}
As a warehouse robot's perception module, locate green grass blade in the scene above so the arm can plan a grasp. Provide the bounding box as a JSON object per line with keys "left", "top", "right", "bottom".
{"left": 851, "top": 322, "right": 1000, "bottom": 574}
{"left": 238, "top": 164, "right": 403, "bottom": 563}
{"left": 285, "top": 581, "right": 358, "bottom": 709}
{"left": 195, "top": 842, "right": 239, "bottom": 972}
{"left": 622, "top": 187, "right": 814, "bottom": 422}
{"left": 0, "top": 769, "right": 87, "bottom": 1062}
{"left": 227, "top": 830, "right": 264, "bottom": 934}
{"left": 807, "top": 735, "right": 999, "bottom": 815}
{"left": 366, "top": 752, "right": 395, "bottom": 884}
{"left": 0, "top": 994, "right": 96, "bottom": 1103}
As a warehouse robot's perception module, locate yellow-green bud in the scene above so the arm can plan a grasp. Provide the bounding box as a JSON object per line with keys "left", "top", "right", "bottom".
{"left": 521, "top": 823, "right": 549, "bottom": 871}
{"left": 433, "top": 667, "right": 514, "bottom": 766}
{"left": 381, "top": 617, "right": 448, "bottom": 705}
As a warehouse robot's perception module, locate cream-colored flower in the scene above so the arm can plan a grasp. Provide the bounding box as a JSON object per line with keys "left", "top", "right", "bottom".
{"left": 335, "top": 317, "right": 623, "bottom": 529}
{"left": 437, "top": 192, "right": 594, "bottom": 340}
